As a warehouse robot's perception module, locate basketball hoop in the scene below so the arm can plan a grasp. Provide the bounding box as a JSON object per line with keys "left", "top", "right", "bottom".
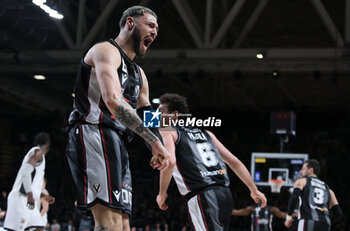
{"left": 268, "top": 179, "right": 284, "bottom": 193}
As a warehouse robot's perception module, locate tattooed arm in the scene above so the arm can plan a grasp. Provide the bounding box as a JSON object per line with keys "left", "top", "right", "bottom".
{"left": 114, "top": 98, "right": 157, "bottom": 144}
{"left": 84, "top": 42, "right": 169, "bottom": 169}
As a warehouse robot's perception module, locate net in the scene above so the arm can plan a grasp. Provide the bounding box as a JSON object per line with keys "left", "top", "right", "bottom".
{"left": 268, "top": 179, "right": 285, "bottom": 193}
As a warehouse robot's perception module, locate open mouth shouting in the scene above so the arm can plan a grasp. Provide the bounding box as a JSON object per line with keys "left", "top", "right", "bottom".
{"left": 143, "top": 36, "right": 154, "bottom": 49}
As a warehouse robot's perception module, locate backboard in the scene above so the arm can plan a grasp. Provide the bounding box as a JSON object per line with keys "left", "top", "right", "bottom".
{"left": 251, "top": 152, "right": 308, "bottom": 187}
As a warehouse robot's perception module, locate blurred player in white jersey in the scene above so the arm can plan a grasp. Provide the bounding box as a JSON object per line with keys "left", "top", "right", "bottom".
{"left": 4, "top": 132, "right": 54, "bottom": 231}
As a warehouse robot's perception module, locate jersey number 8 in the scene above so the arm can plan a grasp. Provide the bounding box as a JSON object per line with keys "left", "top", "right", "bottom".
{"left": 196, "top": 142, "right": 219, "bottom": 167}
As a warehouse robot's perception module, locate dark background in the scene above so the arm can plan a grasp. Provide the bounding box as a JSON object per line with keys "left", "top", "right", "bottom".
{"left": 0, "top": 0, "right": 349, "bottom": 230}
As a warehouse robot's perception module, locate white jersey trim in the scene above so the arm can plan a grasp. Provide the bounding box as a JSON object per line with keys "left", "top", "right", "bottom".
{"left": 188, "top": 195, "right": 207, "bottom": 231}
{"left": 297, "top": 219, "right": 305, "bottom": 231}
{"left": 85, "top": 67, "right": 102, "bottom": 124}
{"left": 173, "top": 164, "right": 190, "bottom": 196}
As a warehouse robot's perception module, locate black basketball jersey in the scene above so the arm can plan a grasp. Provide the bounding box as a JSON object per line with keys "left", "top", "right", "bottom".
{"left": 251, "top": 205, "right": 272, "bottom": 231}
{"left": 299, "top": 177, "right": 331, "bottom": 224}
{"left": 68, "top": 39, "right": 143, "bottom": 132}
{"left": 173, "top": 126, "right": 230, "bottom": 197}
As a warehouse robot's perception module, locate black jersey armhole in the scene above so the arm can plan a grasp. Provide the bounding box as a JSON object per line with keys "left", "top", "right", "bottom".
{"left": 80, "top": 49, "right": 92, "bottom": 68}
{"left": 108, "top": 38, "right": 133, "bottom": 63}
{"left": 81, "top": 58, "right": 92, "bottom": 69}
{"left": 174, "top": 126, "right": 181, "bottom": 146}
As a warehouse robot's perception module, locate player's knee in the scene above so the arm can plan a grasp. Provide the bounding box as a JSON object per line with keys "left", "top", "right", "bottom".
{"left": 95, "top": 219, "right": 123, "bottom": 231}
{"left": 92, "top": 204, "right": 123, "bottom": 230}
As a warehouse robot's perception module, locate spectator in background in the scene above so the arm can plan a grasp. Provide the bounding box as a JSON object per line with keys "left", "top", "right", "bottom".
{"left": 51, "top": 218, "right": 61, "bottom": 231}
{"left": 78, "top": 214, "right": 92, "bottom": 231}
{"left": 63, "top": 219, "right": 75, "bottom": 231}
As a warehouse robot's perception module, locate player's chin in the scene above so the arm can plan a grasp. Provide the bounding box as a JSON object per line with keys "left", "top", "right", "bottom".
{"left": 140, "top": 48, "right": 147, "bottom": 56}
{"left": 141, "top": 43, "right": 151, "bottom": 54}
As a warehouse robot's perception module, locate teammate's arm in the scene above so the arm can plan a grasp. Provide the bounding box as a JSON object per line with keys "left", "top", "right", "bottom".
{"left": 85, "top": 44, "right": 169, "bottom": 169}
{"left": 329, "top": 189, "right": 343, "bottom": 223}
{"left": 206, "top": 131, "right": 267, "bottom": 208}
{"left": 329, "top": 189, "right": 339, "bottom": 209}
{"left": 270, "top": 206, "right": 287, "bottom": 219}
{"left": 232, "top": 206, "right": 254, "bottom": 216}
{"left": 40, "top": 197, "right": 49, "bottom": 217}
{"left": 285, "top": 178, "right": 306, "bottom": 227}
{"left": 41, "top": 193, "right": 55, "bottom": 204}
{"left": 156, "top": 129, "right": 177, "bottom": 210}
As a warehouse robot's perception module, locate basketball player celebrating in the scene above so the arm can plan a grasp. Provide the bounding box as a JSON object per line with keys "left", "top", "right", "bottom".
{"left": 66, "top": 6, "right": 169, "bottom": 231}
{"left": 155, "top": 93, "right": 266, "bottom": 231}
{"left": 4, "top": 132, "right": 54, "bottom": 231}
{"left": 285, "top": 159, "right": 342, "bottom": 230}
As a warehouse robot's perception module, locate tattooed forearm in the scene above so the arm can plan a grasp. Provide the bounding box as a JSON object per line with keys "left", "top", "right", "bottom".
{"left": 114, "top": 98, "right": 158, "bottom": 144}
{"left": 135, "top": 124, "right": 158, "bottom": 144}
{"left": 114, "top": 98, "right": 139, "bottom": 128}
{"left": 94, "top": 226, "right": 109, "bottom": 231}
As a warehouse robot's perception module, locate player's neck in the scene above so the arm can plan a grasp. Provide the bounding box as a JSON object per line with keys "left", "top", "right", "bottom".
{"left": 114, "top": 35, "right": 136, "bottom": 60}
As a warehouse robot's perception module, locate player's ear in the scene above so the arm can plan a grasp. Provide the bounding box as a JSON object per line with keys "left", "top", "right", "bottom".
{"left": 126, "top": 17, "right": 134, "bottom": 30}
{"left": 310, "top": 167, "right": 314, "bottom": 174}
{"left": 306, "top": 167, "right": 312, "bottom": 175}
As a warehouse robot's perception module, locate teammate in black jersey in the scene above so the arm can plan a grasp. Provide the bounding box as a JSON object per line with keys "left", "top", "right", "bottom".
{"left": 66, "top": 6, "right": 169, "bottom": 231}
{"left": 285, "top": 159, "right": 342, "bottom": 231}
{"left": 232, "top": 202, "right": 286, "bottom": 231}
{"left": 154, "top": 93, "right": 266, "bottom": 231}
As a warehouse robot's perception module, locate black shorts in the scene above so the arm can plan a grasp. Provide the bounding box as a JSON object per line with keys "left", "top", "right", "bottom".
{"left": 66, "top": 123, "right": 131, "bottom": 212}
{"left": 296, "top": 219, "right": 330, "bottom": 231}
{"left": 187, "top": 186, "right": 233, "bottom": 231}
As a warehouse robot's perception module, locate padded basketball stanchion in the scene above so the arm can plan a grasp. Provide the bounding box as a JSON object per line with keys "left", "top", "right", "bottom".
{"left": 268, "top": 179, "right": 284, "bottom": 193}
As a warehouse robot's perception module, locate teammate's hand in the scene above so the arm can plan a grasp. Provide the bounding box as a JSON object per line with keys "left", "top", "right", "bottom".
{"left": 43, "top": 195, "right": 55, "bottom": 204}
{"left": 150, "top": 140, "right": 169, "bottom": 170}
{"left": 27, "top": 192, "right": 35, "bottom": 210}
{"left": 284, "top": 215, "right": 294, "bottom": 227}
{"left": 250, "top": 190, "right": 267, "bottom": 208}
{"left": 156, "top": 193, "right": 168, "bottom": 210}
{"left": 150, "top": 156, "right": 159, "bottom": 169}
